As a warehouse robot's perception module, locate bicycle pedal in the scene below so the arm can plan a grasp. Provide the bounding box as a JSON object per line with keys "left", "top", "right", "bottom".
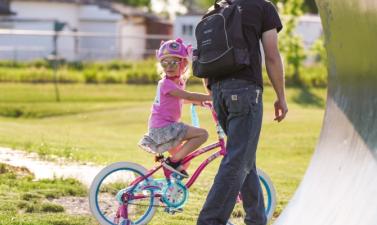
{"left": 173, "top": 208, "right": 183, "bottom": 213}
{"left": 164, "top": 207, "right": 174, "bottom": 214}
{"left": 164, "top": 207, "right": 183, "bottom": 215}
{"left": 171, "top": 173, "right": 184, "bottom": 180}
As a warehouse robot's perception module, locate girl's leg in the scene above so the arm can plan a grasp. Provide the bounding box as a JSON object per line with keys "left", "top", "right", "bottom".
{"left": 168, "top": 143, "right": 190, "bottom": 170}
{"left": 170, "top": 126, "right": 208, "bottom": 161}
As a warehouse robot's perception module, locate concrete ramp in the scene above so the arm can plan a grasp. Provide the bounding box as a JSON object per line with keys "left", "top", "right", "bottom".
{"left": 274, "top": 0, "right": 377, "bottom": 224}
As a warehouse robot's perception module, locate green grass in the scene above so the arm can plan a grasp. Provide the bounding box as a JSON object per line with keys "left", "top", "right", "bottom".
{"left": 0, "top": 163, "right": 94, "bottom": 225}
{"left": 0, "top": 214, "right": 93, "bottom": 225}
{"left": 0, "top": 83, "right": 327, "bottom": 225}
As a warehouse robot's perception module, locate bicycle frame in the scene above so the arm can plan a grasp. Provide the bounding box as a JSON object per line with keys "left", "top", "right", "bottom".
{"left": 98, "top": 103, "right": 276, "bottom": 225}
{"left": 128, "top": 102, "right": 227, "bottom": 195}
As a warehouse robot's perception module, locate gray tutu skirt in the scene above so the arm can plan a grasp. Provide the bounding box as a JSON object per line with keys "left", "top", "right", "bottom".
{"left": 138, "top": 122, "right": 189, "bottom": 154}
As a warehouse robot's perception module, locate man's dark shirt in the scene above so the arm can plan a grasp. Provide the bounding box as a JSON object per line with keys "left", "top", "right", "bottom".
{"left": 208, "top": 0, "right": 283, "bottom": 89}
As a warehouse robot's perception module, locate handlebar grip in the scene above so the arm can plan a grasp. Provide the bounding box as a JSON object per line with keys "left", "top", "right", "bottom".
{"left": 191, "top": 104, "right": 200, "bottom": 127}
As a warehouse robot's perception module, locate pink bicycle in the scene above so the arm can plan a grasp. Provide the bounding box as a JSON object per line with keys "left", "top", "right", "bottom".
{"left": 89, "top": 103, "right": 276, "bottom": 225}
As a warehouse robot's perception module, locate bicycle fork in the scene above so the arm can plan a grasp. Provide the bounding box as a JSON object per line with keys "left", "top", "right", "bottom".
{"left": 114, "top": 204, "right": 127, "bottom": 223}
{"left": 114, "top": 192, "right": 134, "bottom": 225}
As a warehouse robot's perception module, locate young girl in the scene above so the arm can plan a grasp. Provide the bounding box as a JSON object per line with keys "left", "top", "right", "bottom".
{"left": 138, "top": 38, "right": 211, "bottom": 178}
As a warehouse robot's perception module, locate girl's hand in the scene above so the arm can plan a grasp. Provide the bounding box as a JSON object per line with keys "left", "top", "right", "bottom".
{"left": 201, "top": 101, "right": 213, "bottom": 108}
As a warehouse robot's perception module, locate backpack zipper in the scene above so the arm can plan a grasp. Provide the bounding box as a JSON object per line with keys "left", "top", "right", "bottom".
{"left": 198, "top": 47, "right": 234, "bottom": 64}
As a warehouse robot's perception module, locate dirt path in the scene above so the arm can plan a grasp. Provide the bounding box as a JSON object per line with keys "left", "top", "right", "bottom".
{"left": 0, "top": 147, "right": 108, "bottom": 215}
{"left": 0, "top": 147, "right": 104, "bottom": 187}
{"left": 0, "top": 147, "right": 138, "bottom": 217}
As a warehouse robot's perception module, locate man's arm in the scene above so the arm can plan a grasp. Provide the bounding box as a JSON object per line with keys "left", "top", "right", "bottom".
{"left": 261, "top": 28, "right": 288, "bottom": 122}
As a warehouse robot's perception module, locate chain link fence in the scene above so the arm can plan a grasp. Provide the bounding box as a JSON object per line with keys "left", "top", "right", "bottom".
{"left": 0, "top": 29, "right": 172, "bottom": 62}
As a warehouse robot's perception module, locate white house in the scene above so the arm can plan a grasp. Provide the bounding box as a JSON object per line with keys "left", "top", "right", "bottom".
{"left": 0, "top": 0, "right": 172, "bottom": 61}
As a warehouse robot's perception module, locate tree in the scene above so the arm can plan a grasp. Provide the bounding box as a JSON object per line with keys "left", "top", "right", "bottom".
{"left": 303, "top": 0, "right": 318, "bottom": 14}
{"left": 193, "top": 0, "right": 213, "bottom": 8}
{"left": 311, "top": 36, "right": 326, "bottom": 64}
{"left": 278, "top": 0, "right": 307, "bottom": 85}
{"left": 118, "top": 0, "right": 150, "bottom": 7}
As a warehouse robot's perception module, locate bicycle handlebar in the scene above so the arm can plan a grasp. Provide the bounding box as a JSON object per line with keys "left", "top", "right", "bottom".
{"left": 191, "top": 102, "right": 226, "bottom": 138}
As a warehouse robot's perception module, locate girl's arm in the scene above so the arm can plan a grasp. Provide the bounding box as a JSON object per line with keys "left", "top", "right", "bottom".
{"left": 169, "top": 89, "right": 211, "bottom": 102}
{"left": 183, "top": 99, "right": 203, "bottom": 105}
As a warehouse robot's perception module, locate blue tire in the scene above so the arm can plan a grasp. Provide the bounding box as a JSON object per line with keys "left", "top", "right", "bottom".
{"left": 228, "top": 168, "right": 277, "bottom": 224}
{"left": 257, "top": 168, "right": 277, "bottom": 222}
{"left": 89, "top": 162, "right": 158, "bottom": 225}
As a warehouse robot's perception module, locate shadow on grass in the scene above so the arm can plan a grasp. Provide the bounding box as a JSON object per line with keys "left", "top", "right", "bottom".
{"left": 292, "top": 87, "right": 326, "bottom": 108}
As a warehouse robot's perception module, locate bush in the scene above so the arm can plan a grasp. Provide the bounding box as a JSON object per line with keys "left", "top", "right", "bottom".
{"left": 0, "top": 107, "right": 24, "bottom": 118}
{"left": 83, "top": 69, "right": 98, "bottom": 83}
{"left": 41, "top": 202, "right": 65, "bottom": 213}
{"left": 0, "top": 59, "right": 159, "bottom": 84}
{"left": 21, "top": 192, "right": 43, "bottom": 201}
{"left": 0, "top": 57, "right": 328, "bottom": 87}
{"left": 17, "top": 201, "right": 65, "bottom": 213}
{"left": 0, "top": 164, "right": 7, "bottom": 174}
{"left": 299, "top": 65, "right": 327, "bottom": 87}
{"left": 18, "top": 201, "right": 39, "bottom": 213}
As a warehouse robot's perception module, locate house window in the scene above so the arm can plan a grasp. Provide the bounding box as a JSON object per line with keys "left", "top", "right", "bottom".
{"left": 182, "top": 24, "right": 193, "bottom": 36}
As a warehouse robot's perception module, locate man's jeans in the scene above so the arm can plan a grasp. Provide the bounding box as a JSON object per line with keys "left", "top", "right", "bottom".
{"left": 197, "top": 79, "right": 266, "bottom": 225}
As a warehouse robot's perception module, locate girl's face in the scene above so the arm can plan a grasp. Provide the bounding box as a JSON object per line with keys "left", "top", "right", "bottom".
{"left": 160, "top": 56, "right": 187, "bottom": 77}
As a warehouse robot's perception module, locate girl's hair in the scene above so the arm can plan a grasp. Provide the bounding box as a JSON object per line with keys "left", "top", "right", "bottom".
{"left": 156, "top": 38, "right": 192, "bottom": 80}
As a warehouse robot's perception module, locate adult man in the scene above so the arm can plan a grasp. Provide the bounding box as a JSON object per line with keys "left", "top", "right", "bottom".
{"left": 197, "top": 0, "right": 288, "bottom": 225}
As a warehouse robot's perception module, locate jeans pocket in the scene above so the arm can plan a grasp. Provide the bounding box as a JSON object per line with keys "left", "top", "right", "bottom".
{"left": 223, "top": 87, "right": 251, "bottom": 115}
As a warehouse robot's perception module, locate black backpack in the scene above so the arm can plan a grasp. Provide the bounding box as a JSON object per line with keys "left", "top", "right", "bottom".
{"left": 193, "top": 0, "right": 250, "bottom": 78}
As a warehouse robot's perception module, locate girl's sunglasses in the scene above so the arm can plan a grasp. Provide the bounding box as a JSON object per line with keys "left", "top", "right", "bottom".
{"left": 160, "top": 59, "right": 181, "bottom": 68}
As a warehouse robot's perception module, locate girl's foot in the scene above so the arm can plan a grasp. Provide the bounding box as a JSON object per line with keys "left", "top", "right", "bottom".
{"left": 162, "top": 157, "right": 189, "bottom": 178}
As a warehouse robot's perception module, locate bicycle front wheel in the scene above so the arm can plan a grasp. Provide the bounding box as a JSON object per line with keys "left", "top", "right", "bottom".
{"left": 89, "top": 162, "right": 158, "bottom": 225}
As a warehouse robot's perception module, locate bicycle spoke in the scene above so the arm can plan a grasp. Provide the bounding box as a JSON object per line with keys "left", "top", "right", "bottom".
{"left": 93, "top": 167, "right": 157, "bottom": 224}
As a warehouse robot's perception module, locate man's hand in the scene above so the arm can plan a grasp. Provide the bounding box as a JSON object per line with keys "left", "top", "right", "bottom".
{"left": 274, "top": 99, "right": 288, "bottom": 122}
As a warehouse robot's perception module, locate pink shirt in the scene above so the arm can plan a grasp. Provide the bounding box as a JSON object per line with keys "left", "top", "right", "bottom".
{"left": 149, "top": 77, "right": 185, "bottom": 128}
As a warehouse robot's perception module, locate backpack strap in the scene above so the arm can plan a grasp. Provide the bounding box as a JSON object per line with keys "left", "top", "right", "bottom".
{"left": 212, "top": 0, "right": 251, "bottom": 51}
{"left": 207, "top": 0, "right": 243, "bottom": 17}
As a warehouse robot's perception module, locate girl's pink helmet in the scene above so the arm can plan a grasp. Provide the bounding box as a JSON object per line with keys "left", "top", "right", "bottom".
{"left": 156, "top": 38, "right": 192, "bottom": 61}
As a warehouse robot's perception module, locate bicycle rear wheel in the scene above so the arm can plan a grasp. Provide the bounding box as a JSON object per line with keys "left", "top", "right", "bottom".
{"left": 229, "top": 168, "right": 277, "bottom": 224}
{"left": 257, "top": 168, "right": 277, "bottom": 221}
{"left": 89, "top": 162, "right": 158, "bottom": 225}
